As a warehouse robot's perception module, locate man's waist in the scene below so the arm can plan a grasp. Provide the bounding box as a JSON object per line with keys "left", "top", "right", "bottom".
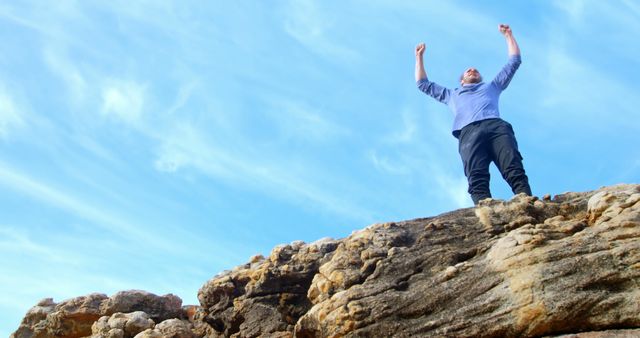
{"left": 453, "top": 117, "right": 502, "bottom": 138}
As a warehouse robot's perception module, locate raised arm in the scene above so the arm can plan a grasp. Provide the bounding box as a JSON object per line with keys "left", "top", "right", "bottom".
{"left": 415, "top": 43, "right": 427, "bottom": 82}
{"left": 499, "top": 24, "right": 520, "bottom": 56}
{"left": 414, "top": 43, "right": 451, "bottom": 103}
{"left": 492, "top": 24, "right": 522, "bottom": 90}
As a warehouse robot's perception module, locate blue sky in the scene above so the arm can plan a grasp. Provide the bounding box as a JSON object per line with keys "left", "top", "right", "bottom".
{"left": 1, "top": 1, "right": 639, "bottom": 334}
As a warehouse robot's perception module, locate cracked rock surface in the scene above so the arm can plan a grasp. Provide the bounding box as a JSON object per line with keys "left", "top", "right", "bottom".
{"left": 12, "top": 184, "right": 640, "bottom": 337}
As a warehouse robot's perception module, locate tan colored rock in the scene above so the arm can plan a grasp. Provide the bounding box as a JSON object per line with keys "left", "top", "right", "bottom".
{"left": 546, "top": 328, "right": 640, "bottom": 337}
{"left": 197, "top": 238, "right": 339, "bottom": 337}
{"left": 295, "top": 184, "right": 640, "bottom": 337}
{"left": 131, "top": 329, "right": 162, "bottom": 338}
{"left": 100, "top": 290, "right": 183, "bottom": 323}
{"left": 12, "top": 291, "right": 182, "bottom": 338}
{"left": 10, "top": 298, "right": 57, "bottom": 338}
{"left": 89, "top": 311, "right": 155, "bottom": 338}
{"left": 11, "top": 293, "right": 108, "bottom": 338}
{"left": 12, "top": 184, "right": 640, "bottom": 338}
{"left": 132, "top": 319, "right": 194, "bottom": 338}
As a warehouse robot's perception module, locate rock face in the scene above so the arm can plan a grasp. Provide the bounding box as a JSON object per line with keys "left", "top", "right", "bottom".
{"left": 12, "top": 184, "right": 640, "bottom": 337}
{"left": 11, "top": 290, "right": 183, "bottom": 338}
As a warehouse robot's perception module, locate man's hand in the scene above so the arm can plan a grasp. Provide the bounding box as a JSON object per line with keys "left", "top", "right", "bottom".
{"left": 499, "top": 24, "right": 520, "bottom": 56}
{"left": 415, "top": 43, "right": 427, "bottom": 81}
{"left": 415, "top": 43, "right": 426, "bottom": 57}
{"left": 499, "top": 24, "right": 512, "bottom": 36}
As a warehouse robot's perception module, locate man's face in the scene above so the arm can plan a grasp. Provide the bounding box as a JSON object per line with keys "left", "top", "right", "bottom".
{"left": 461, "top": 67, "right": 482, "bottom": 85}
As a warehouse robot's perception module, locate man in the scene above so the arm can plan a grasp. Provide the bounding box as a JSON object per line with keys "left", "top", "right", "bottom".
{"left": 415, "top": 24, "right": 532, "bottom": 205}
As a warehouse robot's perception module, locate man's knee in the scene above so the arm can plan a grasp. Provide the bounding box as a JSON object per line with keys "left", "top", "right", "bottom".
{"left": 503, "top": 169, "right": 531, "bottom": 196}
{"left": 467, "top": 170, "right": 492, "bottom": 204}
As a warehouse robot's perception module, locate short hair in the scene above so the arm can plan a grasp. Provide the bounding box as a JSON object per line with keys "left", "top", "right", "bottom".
{"left": 460, "top": 71, "right": 482, "bottom": 83}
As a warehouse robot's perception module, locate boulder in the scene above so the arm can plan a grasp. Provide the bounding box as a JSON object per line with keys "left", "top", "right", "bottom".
{"left": 89, "top": 311, "right": 155, "bottom": 338}
{"left": 11, "top": 291, "right": 182, "bottom": 338}
{"left": 132, "top": 319, "right": 194, "bottom": 338}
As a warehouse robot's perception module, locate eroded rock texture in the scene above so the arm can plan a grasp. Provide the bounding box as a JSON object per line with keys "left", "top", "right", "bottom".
{"left": 11, "top": 290, "right": 183, "bottom": 338}
{"left": 196, "top": 239, "right": 339, "bottom": 337}
{"left": 12, "top": 184, "right": 640, "bottom": 337}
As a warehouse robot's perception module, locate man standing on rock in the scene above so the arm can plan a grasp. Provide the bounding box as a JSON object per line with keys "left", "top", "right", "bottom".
{"left": 415, "top": 24, "right": 532, "bottom": 205}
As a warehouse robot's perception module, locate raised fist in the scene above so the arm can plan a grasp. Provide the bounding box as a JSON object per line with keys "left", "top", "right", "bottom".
{"left": 415, "top": 43, "right": 426, "bottom": 57}
{"left": 499, "top": 24, "right": 512, "bottom": 36}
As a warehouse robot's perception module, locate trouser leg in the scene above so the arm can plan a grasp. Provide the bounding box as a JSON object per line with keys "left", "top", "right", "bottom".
{"left": 458, "top": 124, "right": 492, "bottom": 205}
{"left": 488, "top": 120, "right": 532, "bottom": 196}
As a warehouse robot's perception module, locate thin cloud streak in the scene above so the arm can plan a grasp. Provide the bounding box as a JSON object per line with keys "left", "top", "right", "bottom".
{"left": 282, "top": 0, "right": 360, "bottom": 63}
{"left": 527, "top": 39, "right": 639, "bottom": 131}
{"left": 0, "top": 164, "right": 168, "bottom": 247}
{"left": 5, "top": 1, "right": 373, "bottom": 223}
{"left": 43, "top": 46, "right": 88, "bottom": 105}
{"left": 0, "top": 226, "right": 81, "bottom": 264}
{"left": 263, "top": 97, "right": 350, "bottom": 143}
{"left": 153, "top": 122, "right": 375, "bottom": 222}
{"left": 0, "top": 88, "right": 25, "bottom": 139}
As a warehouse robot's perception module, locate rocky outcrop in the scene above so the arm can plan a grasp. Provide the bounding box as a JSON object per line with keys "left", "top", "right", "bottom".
{"left": 11, "top": 290, "right": 183, "bottom": 338}
{"left": 12, "top": 184, "right": 640, "bottom": 337}
{"left": 293, "top": 185, "right": 640, "bottom": 337}
{"left": 195, "top": 239, "right": 339, "bottom": 337}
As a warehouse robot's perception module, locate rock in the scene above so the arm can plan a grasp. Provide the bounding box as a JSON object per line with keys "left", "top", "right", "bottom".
{"left": 197, "top": 239, "right": 339, "bottom": 337}
{"left": 10, "top": 298, "right": 57, "bottom": 338}
{"left": 545, "top": 328, "right": 640, "bottom": 337}
{"left": 132, "top": 319, "right": 194, "bottom": 338}
{"left": 12, "top": 184, "right": 640, "bottom": 338}
{"left": 11, "top": 291, "right": 182, "bottom": 338}
{"left": 293, "top": 184, "right": 640, "bottom": 337}
{"left": 10, "top": 293, "right": 108, "bottom": 338}
{"left": 124, "top": 312, "right": 155, "bottom": 337}
{"left": 100, "top": 290, "right": 183, "bottom": 323}
{"left": 89, "top": 311, "right": 155, "bottom": 338}
{"left": 131, "top": 329, "right": 162, "bottom": 338}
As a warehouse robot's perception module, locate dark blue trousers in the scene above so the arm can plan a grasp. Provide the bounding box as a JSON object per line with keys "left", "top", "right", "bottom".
{"left": 457, "top": 118, "right": 531, "bottom": 205}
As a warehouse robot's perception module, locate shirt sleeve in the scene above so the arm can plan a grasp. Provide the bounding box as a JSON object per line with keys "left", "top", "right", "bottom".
{"left": 491, "top": 55, "right": 521, "bottom": 91}
{"left": 416, "top": 78, "right": 451, "bottom": 104}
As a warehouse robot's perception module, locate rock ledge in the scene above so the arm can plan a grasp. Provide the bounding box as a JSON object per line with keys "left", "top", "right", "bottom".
{"left": 12, "top": 184, "right": 640, "bottom": 338}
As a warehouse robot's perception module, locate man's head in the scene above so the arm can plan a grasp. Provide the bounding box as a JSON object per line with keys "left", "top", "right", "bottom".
{"left": 460, "top": 67, "right": 483, "bottom": 85}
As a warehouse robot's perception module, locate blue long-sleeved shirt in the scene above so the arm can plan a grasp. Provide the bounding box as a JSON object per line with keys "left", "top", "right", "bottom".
{"left": 417, "top": 55, "right": 521, "bottom": 138}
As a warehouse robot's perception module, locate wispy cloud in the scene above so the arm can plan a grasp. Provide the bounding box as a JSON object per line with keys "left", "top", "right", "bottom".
{"left": 383, "top": 108, "right": 419, "bottom": 145}
{"left": 0, "top": 226, "right": 80, "bottom": 265}
{"left": 0, "top": 88, "right": 25, "bottom": 139}
{"left": 263, "top": 97, "right": 350, "bottom": 143}
{"left": 152, "top": 121, "right": 374, "bottom": 221}
{"left": 0, "top": 161, "right": 246, "bottom": 273}
{"left": 43, "top": 46, "right": 88, "bottom": 104}
{"left": 0, "top": 164, "right": 164, "bottom": 246}
{"left": 553, "top": 0, "right": 640, "bottom": 35}
{"left": 0, "top": 3, "right": 67, "bottom": 41}
{"left": 366, "top": 102, "right": 471, "bottom": 208}
{"left": 529, "top": 42, "right": 639, "bottom": 133}
{"left": 282, "top": 0, "right": 360, "bottom": 62}
{"left": 165, "top": 81, "right": 198, "bottom": 117}
{"left": 101, "top": 79, "right": 146, "bottom": 125}
{"left": 428, "top": 165, "right": 470, "bottom": 208}
{"left": 368, "top": 150, "right": 410, "bottom": 175}
{"left": 623, "top": 0, "right": 640, "bottom": 16}
{"left": 553, "top": 0, "right": 587, "bottom": 24}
